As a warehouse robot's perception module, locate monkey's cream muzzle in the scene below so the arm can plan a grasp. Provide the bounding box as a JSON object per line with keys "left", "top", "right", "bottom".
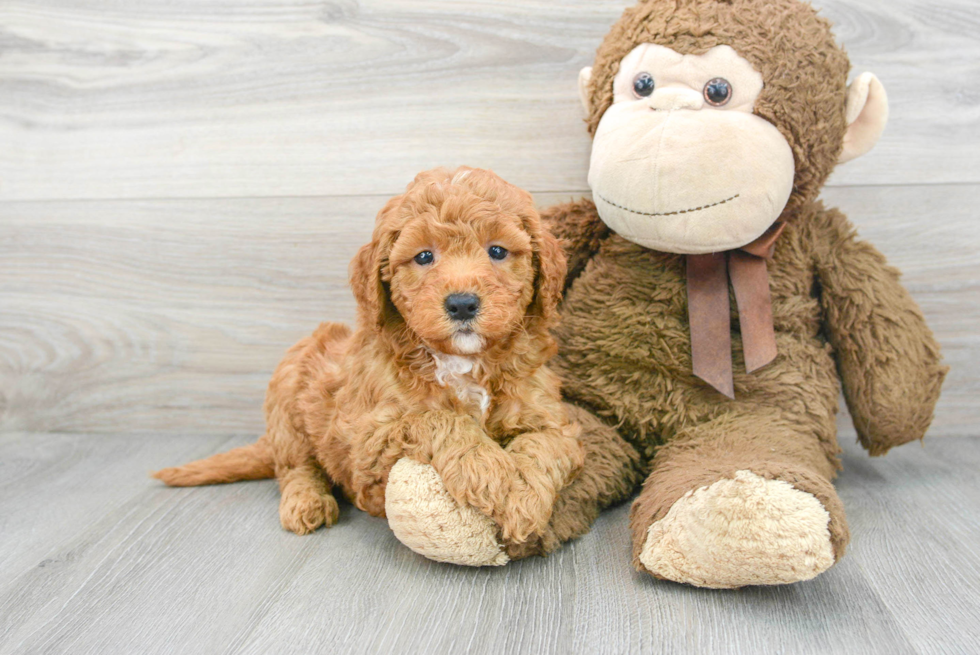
{"left": 588, "top": 101, "right": 795, "bottom": 255}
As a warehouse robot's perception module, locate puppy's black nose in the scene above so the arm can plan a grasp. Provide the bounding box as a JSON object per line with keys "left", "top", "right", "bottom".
{"left": 445, "top": 293, "right": 480, "bottom": 321}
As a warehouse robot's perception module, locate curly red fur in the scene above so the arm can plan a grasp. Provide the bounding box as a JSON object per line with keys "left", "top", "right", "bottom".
{"left": 154, "top": 167, "right": 584, "bottom": 545}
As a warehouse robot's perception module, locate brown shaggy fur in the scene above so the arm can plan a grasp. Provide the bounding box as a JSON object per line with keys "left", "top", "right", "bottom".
{"left": 542, "top": 0, "right": 947, "bottom": 578}
{"left": 154, "top": 167, "right": 601, "bottom": 547}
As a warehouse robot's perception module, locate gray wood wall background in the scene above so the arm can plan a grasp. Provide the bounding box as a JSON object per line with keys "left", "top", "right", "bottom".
{"left": 1, "top": 0, "right": 978, "bottom": 438}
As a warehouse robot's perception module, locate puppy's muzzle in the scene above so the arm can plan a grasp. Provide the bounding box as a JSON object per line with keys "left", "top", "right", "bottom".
{"left": 445, "top": 293, "right": 480, "bottom": 322}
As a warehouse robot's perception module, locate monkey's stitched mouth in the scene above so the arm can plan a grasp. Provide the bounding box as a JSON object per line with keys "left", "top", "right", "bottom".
{"left": 596, "top": 192, "right": 740, "bottom": 217}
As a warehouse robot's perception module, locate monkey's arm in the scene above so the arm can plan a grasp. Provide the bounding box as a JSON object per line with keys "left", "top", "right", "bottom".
{"left": 811, "top": 207, "right": 947, "bottom": 456}
{"left": 539, "top": 199, "right": 609, "bottom": 289}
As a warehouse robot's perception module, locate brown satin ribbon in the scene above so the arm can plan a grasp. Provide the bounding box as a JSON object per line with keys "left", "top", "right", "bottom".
{"left": 686, "top": 221, "right": 785, "bottom": 399}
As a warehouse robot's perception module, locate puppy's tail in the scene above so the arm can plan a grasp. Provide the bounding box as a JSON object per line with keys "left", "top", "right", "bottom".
{"left": 152, "top": 434, "right": 275, "bottom": 487}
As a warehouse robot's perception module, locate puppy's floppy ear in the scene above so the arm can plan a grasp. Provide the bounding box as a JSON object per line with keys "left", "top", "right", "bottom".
{"left": 528, "top": 213, "right": 568, "bottom": 325}
{"left": 349, "top": 236, "right": 397, "bottom": 330}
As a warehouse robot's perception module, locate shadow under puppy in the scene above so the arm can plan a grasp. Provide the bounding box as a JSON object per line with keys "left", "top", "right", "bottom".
{"left": 154, "top": 167, "right": 587, "bottom": 565}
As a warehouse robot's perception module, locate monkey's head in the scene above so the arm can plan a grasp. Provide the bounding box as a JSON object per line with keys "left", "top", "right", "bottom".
{"left": 580, "top": 0, "right": 888, "bottom": 254}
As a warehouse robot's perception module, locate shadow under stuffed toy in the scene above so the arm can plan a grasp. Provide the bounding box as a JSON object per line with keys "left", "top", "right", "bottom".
{"left": 533, "top": 0, "right": 948, "bottom": 588}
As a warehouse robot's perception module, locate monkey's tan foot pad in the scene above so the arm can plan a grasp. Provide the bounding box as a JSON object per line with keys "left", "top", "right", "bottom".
{"left": 385, "top": 458, "right": 509, "bottom": 567}
{"left": 639, "top": 470, "right": 834, "bottom": 588}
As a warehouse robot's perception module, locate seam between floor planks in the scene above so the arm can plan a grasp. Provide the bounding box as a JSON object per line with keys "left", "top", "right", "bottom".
{"left": 0, "top": 180, "right": 975, "bottom": 207}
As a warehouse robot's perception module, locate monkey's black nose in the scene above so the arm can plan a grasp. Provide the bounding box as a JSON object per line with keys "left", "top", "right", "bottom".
{"left": 445, "top": 293, "right": 480, "bottom": 321}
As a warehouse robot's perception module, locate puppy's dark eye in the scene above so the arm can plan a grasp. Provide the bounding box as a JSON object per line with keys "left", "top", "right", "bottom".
{"left": 488, "top": 245, "right": 508, "bottom": 261}
{"left": 414, "top": 250, "right": 434, "bottom": 265}
{"left": 704, "top": 78, "right": 732, "bottom": 106}
{"left": 633, "top": 72, "right": 655, "bottom": 98}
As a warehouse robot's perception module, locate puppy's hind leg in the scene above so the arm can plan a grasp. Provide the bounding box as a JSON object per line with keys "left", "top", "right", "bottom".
{"left": 267, "top": 408, "right": 339, "bottom": 536}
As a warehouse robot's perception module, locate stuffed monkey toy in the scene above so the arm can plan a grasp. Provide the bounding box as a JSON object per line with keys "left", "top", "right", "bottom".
{"left": 387, "top": 0, "right": 945, "bottom": 588}
{"left": 538, "top": 0, "right": 947, "bottom": 587}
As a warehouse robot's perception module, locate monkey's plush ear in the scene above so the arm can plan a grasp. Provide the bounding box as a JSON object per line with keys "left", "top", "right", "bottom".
{"left": 839, "top": 72, "right": 889, "bottom": 164}
{"left": 578, "top": 67, "right": 593, "bottom": 116}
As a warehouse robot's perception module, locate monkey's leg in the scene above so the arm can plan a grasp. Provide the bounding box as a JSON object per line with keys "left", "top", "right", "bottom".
{"left": 630, "top": 409, "right": 848, "bottom": 588}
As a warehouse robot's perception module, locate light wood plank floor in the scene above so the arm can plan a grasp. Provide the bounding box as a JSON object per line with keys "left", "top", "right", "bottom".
{"left": 0, "top": 434, "right": 978, "bottom": 655}
{"left": 2, "top": 0, "right": 979, "bottom": 653}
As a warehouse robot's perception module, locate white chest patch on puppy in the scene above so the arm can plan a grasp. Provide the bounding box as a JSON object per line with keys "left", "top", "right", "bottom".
{"left": 429, "top": 351, "right": 491, "bottom": 415}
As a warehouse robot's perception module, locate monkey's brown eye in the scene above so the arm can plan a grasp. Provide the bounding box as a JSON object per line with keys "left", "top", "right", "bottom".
{"left": 704, "top": 78, "right": 732, "bottom": 106}
{"left": 414, "top": 250, "right": 434, "bottom": 265}
{"left": 632, "top": 72, "right": 655, "bottom": 98}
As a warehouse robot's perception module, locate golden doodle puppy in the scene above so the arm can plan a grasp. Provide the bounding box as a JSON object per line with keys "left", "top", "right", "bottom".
{"left": 154, "top": 167, "right": 584, "bottom": 565}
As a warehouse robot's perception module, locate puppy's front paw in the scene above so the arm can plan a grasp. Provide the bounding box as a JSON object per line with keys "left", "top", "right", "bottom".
{"left": 495, "top": 484, "right": 556, "bottom": 545}
{"left": 385, "top": 458, "right": 509, "bottom": 566}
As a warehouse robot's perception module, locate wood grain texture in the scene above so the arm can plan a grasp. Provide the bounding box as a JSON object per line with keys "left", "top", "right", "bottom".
{"left": 2, "top": 186, "right": 976, "bottom": 436}
{"left": 1, "top": 432, "right": 978, "bottom": 654}
{"left": 1, "top": 2, "right": 976, "bottom": 651}
{"left": 0, "top": 0, "right": 978, "bottom": 201}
